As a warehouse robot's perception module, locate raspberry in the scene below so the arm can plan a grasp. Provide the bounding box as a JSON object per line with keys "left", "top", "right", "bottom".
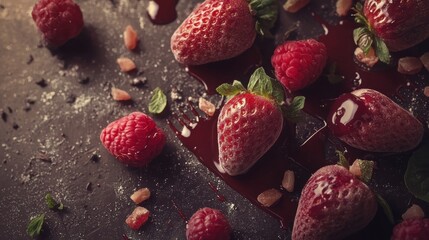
{"left": 100, "top": 112, "right": 166, "bottom": 167}
{"left": 31, "top": 0, "right": 84, "bottom": 47}
{"left": 271, "top": 39, "right": 327, "bottom": 92}
{"left": 186, "top": 208, "right": 231, "bottom": 240}
{"left": 391, "top": 218, "right": 429, "bottom": 240}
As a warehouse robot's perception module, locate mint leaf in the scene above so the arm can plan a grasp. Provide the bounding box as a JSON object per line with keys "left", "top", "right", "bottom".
{"left": 248, "top": 67, "right": 273, "bottom": 97}
{"left": 336, "top": 150, "right": 349, "bottom": 169}
{"left": 149, "top": 87, "right": 167, "bottom": 114}
{"left": 27, "top": 214, "right": 45, "bottom": 238}
{"left": 374, "top": 192, "right": 395, "bottom": 224}
{"left": 45, "top": 193, "right": 64, "bottom": 211}
{"left": 405, "top": 140, "right": 429, "bottom": 203}
{"left": 374, "top": 37, "right": 390, "bottom": 64}
{"left": 283, "top": 96, "right": 305, "bottom": 123}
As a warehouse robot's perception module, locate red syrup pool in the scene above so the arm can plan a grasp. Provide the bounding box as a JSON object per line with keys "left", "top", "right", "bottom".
{"left": 146, "top": 0, "right": 179, "bottom": 25}
{"left": 169, "top": 16, "right": 427, "bottom": 239}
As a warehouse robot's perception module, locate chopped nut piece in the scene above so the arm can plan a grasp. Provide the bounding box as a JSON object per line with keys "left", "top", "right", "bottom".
{"left": 198, "top": 97, "right": 216, "bottom": 116}
{"left": 398, "top": 57, "right": 423, "bottom": 75}
{"left": 402, "top": 204, "right": 425, "bottom": 220}
{"left": 283, "top": 0, "right": 310, "bottom": 13}
{"left": 354, "top": 47, "right": 379, "bottom": 68}
{"left": 424, "top": 86, "right": 429, "bottom": 97}
{"left": 124, "top": 25, "right": 138, "bottom": 50}
{"left": 125, "top": 206, "right": 150, "bottom": 230}
{"left": 336, "top": 0, "right": 353, "bottom": 16}
{"left": 257, "top": 188, "right": 282, "bottom": 207}
{"left": 111, "top": 87, "right": 132, "bottom": 101}
{"left": 117, "top": 57, "right": 136, "bottom": 72}
{"left": 349, "top": 160, "right": 362, "bottom": 178}
{"left": 282, "top": 170, "right": 295, "bottom": 192}
{"left": 420, "top": 52, "right": 429, "bottom": 71}
{"left": 130, "top": 188, "right": 151, "bottom": 204}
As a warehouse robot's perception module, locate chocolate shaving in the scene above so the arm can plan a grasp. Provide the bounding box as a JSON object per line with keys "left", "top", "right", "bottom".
{"left": 35, "top": 78, "right": 47, "bottom": 88}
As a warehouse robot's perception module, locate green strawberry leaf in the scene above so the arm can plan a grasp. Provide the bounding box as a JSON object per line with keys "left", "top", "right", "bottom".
{"left": 353, "top": 27, "right": 373, "bottom": 54}
{"left": 374, "top": 36, "right": 391, "bottom": 64}
{"left": 249, "top": 0, "right": 278, "bottom": 36}
{"left": 216, "top": 81, "right": 246, "bottom": 97}
{"left": 356, "top": 159, "right": 374, "bottom": 184}
{"left": 149, "top": 87, "right": 167, "bottom": 114}
{"left": 283, "top": 96, "right": 305, "bottom": 123}
{"left": 374, "top": 192, "right": 395, "bottom": 225}
{"left": 27, "top": 214, "right": 45, "bottom": 238}
{"left": 336, "top": 150, "right": 349, "bottom": 169}
{"left": 271, "top": 78, "right": 285, "bottom": 105}
{"left": 248, "top": 67, "right": 273, "bottom": 97}
{"left": 405, "top": 140, "right": 429, "bottom": 203}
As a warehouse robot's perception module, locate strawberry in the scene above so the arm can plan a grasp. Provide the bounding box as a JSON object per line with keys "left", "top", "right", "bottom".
{"left": 100, "top": 112, "right": 166, "bottom": 167}
{"left": 186, "top": 207, "right": 231, "bottom": 240}
{"left": 391, "top": 218, "right": 429, "bottom": 240}
{"left": 353, "top": 1, "right": 429, "bottom": 63}
{"left": 170, "top": 0, "right": 278, "bottom": 65}
{"left": 271, "top": 39, "right": 328, "bottom": 92}
{"left": 292, "top": 164, "right": 377, "bottom": 240}
{"left": 216, "top": 67, "right": 285, "bottom": 176}
{"left": 125, "top": 206, "right": 150, "bottom": 230}
{"left": 327, "top": 88, "right": 424, "bottom": 153}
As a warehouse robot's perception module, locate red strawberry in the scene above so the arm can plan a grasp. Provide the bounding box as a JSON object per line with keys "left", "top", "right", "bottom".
{"left": 170, "top": 0, "right": 278, "bottom": 65}
{"left": 125, "top": 206, "right": 150, "bottom": 230}
{"left": 216, "top": 68, "right": 284, "bottom": 176}
{"left": 271, "top": 39, "right": 328, "bottom": 92}
{"left": 292, "top": 164, "right": 377, "bottom": 240}
{"left": 353, "top": 1, "right": 429, "bottom": 63}
{"left": 186, "top": 207, "right": 231, "bottom": 240}
{"left": 327, "top": 88, "right": 424, "bottom": 152}
{"left": 100, "top": 112, "right": 166, "bottom": 167}
{"left": 391, "top": 218, "right": 429, "bottom": 240}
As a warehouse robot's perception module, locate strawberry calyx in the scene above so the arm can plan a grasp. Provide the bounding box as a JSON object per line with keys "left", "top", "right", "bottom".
{"left": 352, "top": 2, "right": 390, "bottom": 64}
{"left": 216, "top": 67, "right": 284, "bottom": 105}
{"left": 248, "top": 0, "right": 278, "bottom": 36}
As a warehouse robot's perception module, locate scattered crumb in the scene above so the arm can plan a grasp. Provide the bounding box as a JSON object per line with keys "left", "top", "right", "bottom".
{"left": 124, "top": 25, "right": 138, "bottom": 50}
{"left": 354, "top": 47, "right": 379, "bottom": 68}
{"left": 423, "top": 86, "right": 429, "bottom": 97}
{"left": 111, "top": 87, "right": 132, "bottom": 101}
{"left": 420, "top": 52, "right": 429, "bottom": 71}
{"left": 130, "top": 188, "right": 151, "bottom": 204}
{"left": 398, "top": 57, "right": 423, "bottom": 75}
{"left": 198, "top": 97, "right": 215, "bottom": 116}
{"left": 283, "top": 0, "right": 310, "bottom": 13}
{"left": 257, "top": 188, "right": 282, "bottom": 207}
{"left": 281, "top": 170, "right": 295, "bottom": 192}
{"left": 117, "top": 57, "right": 136, "bottom": 72}
{"left": 402, "top": 204, "right": 425, "bottom": 220}
{"left": 336, "top": 0, "right": 353, "bottom": 16}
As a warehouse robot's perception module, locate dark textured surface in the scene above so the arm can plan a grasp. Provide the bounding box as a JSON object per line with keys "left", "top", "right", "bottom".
{"left": 1, "top": 0, "right": 428, "bottom": 240}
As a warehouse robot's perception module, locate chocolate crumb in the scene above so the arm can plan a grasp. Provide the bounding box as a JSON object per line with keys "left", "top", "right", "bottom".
{"left": 89, "top": 153, "right": 99, "bottom": 162}
{"left": 66, "top": 94, "right": 76, "bottom": 104}
{"left": 78, "top": 76, "right": 90, "bottom": 84}
{"left": 12, "top": 123, "right": 19, "bottom": 129}
{"left": 1, "top": 109, "right": 7, "bottom": 122}
{"left": 35, "top": 78, "right": 48, "bottom": 87}
{"left": 26, "top": 54, "right": 34, "bottom": 65}
{"left": 130, "top": 77, "right": 147, "bottom": 87}
{"left": 86, "top": 182, "right": 93, "bottom": 191}
{"left": 23, "top": 103, "right": 32, "bottom": 112}
{"left": 7, "top": 107, "right": 12, "bottom": 113}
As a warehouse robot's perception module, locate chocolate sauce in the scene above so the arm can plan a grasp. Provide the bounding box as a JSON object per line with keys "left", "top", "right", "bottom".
{"left": 171, "top": 15, "right": 425, "bottom": 238}
{"left": 146, "top": 0, "right": 179, "bottom": 25}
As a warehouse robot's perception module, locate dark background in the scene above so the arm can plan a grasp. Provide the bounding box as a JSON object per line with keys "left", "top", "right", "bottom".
{"left": 1, "top": 0, "right": 428, "bottom": 240}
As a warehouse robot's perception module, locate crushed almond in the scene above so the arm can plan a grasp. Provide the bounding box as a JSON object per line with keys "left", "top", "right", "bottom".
{"left": 398, "top": 57, "right": 423, "bottom": 75}
{"left": 402, "top": 204, "right": 425, "bottom": 220}
{"left": 424, "top": 86, "right": 429, "bottom": 97}
{"left": 336, "top": 0, "right": 353, "bottom": 16}
{"left": 117, "top": 57, "right": 136, "bottom": 72}
{"left": 354, "top": 47, "right": 379, "bottom": 68}
{"left": 283, "top": 0, "right": 310, "bottom": 13}
{"left": 282, "top": 170, "right": 295, "bottom": 192}
{"left": 257, "top": 188, "right": 282, "bottom": 207}
{"left": 198, "top": 97, "right": 216, "bottom": 116}
{"left": 420, "top": 52, "right": 429, "bottom": 71}
{"left": 124, "top": 25, "right": 138, "bottom": 50}
{"left": 130, "top": 188, "right": 151, "bottom": 204}
{"left": 111, "top": 87, "right": 132, "bottom": 101}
